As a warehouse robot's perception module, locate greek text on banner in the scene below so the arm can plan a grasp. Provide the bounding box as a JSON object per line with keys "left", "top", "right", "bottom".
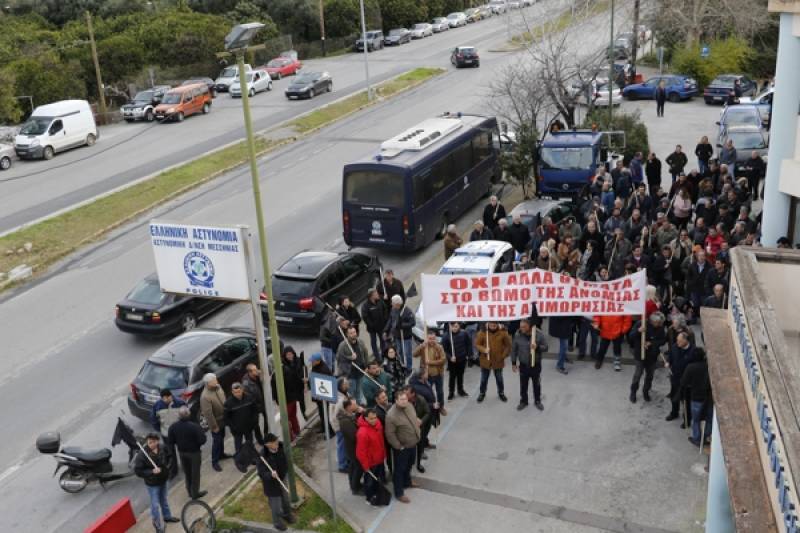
{"left": 421, "top": 269, "right": 646, "bottom": 322}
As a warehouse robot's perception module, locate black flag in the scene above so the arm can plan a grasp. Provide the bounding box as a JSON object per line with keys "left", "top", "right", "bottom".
{"left": 406, "top": 282, "right": 418, "bottom": 299}
{"left": 111, "top": 417, "right": 137, "bottom": 449}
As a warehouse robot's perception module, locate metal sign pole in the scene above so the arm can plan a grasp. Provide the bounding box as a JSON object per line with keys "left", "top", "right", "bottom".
{"left": 242, "top": 229, "right": 278, "bottom": 434}
{"left": 322, "top": 405, "right": 337, "bottom": 522}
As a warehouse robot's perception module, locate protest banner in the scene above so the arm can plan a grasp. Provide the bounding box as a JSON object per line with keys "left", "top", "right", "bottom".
{"left": 421, "top": 269, "right": 646, "bottom": 322}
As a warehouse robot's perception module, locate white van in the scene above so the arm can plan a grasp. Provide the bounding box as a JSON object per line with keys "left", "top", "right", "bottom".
{"left": 15, "top": 100, "right": 97, "bottom": 160}
{"left": 214, "top": 63, "right": 252, "bottom": 93}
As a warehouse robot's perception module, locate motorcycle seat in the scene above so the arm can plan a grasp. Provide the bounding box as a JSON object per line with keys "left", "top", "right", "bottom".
{"left": 61, "top": 447, "right": 112, "bottom": 463}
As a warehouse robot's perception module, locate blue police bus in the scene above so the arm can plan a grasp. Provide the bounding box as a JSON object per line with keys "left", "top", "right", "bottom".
{"left": 342, "top": 114, "right": 500, "bottom": 252}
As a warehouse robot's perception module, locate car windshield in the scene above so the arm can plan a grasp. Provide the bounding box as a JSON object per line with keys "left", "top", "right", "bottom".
{"left": 712, "top": 76, "right": 737, "bottom": 87}
{"left": 724, "top": 110, "right": 760, "bottom": 127}
{"left": 267, "top": 59, "right": 283, "bottom": 67}
{"left": 389, "top": 29, "right": 404, "bottom": 35}
{"left": 344, "top": 169, "right": 405, "bottom": 208}
{"left": 220, "top": 67, "right": 237, "bottom": 78}
{"left": 540, "top": 147, "right": 594, "bottom": 170}
{"left": 433, "top": 18, "right": 446, "bottom": 23}
{"left": 413, "top": 24, "right": 427, "bottom": 29}
{"left": 138, "top": 361, "right": 189, "bottom": 389}
{"left": 161, "top": 93, "right": 181, "bottom": 104}
{"left": 133, "top": 91, "right": 154, "bottom": 102}
{"left": 272, "top": 276, "right": 314, "bottom": 298}
{"left": 127, "top": 278, "right": 166, "bottom": 305}
{"left": 367, "top": 31, "right": 380, "bottom": 38}
{"left": 728, "top": 132, "right": 767, "bottom": 149}
{"left": 447, "top": 13, "right": 460, "bottom": 18}
{"left": 19, "top": 117, "right": 51, "bottom": 135}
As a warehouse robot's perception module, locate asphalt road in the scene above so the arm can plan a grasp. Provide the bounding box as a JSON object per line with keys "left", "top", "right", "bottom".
{"left": 0, "top": 1, "right": 564, "bottom": 235}
{"left": 0, "top": 2, "right": 655, "bottom": 530}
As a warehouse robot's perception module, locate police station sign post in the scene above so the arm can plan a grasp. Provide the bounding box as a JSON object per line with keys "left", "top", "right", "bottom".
{"left": 149, "top": 220, "right": 277, "bottom": 434}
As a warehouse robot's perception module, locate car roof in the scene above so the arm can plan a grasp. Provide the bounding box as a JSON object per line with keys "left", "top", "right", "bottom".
{"left": 149, "top": 329, "right": 240, "bottom": 365}
{"left": 542, "top": 130, "right": 602, "bottom": 146}
{"left": 439, "top": 240, "right": 512, "bottom": 274}
{"left": 276, "top": 251, "right": 341, "bottom": 279}
{"left": 509, "top": 199, "right": 566, "bottom": 218}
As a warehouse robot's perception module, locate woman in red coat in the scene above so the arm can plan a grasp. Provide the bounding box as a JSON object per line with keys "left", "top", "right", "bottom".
{"left": 592, "top": 314, "right": 633, "bottom": 371}
{"left": 356, "top": 409, "right": 386, "bottom": 505}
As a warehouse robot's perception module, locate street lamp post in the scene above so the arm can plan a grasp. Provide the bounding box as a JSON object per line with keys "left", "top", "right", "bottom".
{"left": 225, "top": 22, "right": 299, "bottom": 503}
{"left": 607, "top": 0, "right": 614, "bottom": 125}
{"left": 358, "top": 0, "right": 373, "bottom": 101}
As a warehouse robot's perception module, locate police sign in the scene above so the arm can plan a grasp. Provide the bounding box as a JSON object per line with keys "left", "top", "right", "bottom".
{"left": 149, "top": 221, "right": 250, "bottom": 301}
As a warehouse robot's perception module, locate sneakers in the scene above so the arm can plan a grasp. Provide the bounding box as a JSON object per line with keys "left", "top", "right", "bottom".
{"left": 629, "top": 391, "right": 636, "bottom": 403}
{"left": 458, "top": 391, "right": 469, "bottom": 397}
{"left": 614, "top": 361, "right": 622, "bottom": 372}
{"left": 643, "top": 391, "right": 651, "bottom": 402}
{"left": 665, "top": 413, "right": 679, "bottom": 421}
{"left": 498, "top": 393, "right": 508, "bottom": 402}
{"left": 477, "top": 393, "right": 485, "bottom": 403}
{"left": 594, "top": 360, "right": 603, "bottom": 369}
{"left": 517, "top": 402, "right": 528, "bottom": 411}
{"left": 534, "top": 401, "right": 544, "bottom": 411}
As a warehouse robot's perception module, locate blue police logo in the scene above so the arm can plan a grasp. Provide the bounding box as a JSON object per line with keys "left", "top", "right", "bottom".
{"left": 184, "top": 251, "right": 215, "bottom": 288}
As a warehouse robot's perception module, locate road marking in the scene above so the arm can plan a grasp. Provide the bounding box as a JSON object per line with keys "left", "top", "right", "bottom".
{"left": 0, "top": 464, "right": 21, "bottom": 484}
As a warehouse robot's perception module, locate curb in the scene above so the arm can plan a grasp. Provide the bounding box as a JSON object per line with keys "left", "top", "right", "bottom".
{"left": 293, "top": 465, "right": 365, "bottom": 533}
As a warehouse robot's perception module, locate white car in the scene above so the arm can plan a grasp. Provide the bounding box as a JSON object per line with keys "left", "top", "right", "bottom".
{"left": 410, "top": 23, "right": 433, "bottom": 39}
{"left": 507, "top": 0, "right": 522, "bottom": 8}
{"left": 447, "top": 12, "right": 468, "bottom": 27}
{"left": 489, "top": 1, "right": 507, "bottom": 14}
{"left": 412, "top": 240, "right": 516, "bottom": 341}
{"left": 569, "top": 81, "right": 623, "bottom": 107}
{"left": 229, "top": 70, "right": 273, "bottom": 98}
{"left": 0, "top": 143, "right": 14, "bottom": 170}
{"left": 431, "top": 17, "right": 450, "bottom": 32}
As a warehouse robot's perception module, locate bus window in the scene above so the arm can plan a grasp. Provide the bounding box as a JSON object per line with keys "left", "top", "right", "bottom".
{"left": 452, "top": 139, "right": 473, "bottom": 177}
{"left": 473, "top": 131, "right": 491, "bottom": 163}
{"left": 344, "top": 170, "right": 405, "bottom": 207}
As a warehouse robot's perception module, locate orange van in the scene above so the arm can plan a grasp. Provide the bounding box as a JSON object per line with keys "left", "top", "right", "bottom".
{"left": 154, "top": 83, "right": 212, "bottom": 122}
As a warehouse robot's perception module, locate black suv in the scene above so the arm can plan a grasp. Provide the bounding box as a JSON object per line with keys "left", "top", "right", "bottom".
{"left": 127, "top": 328, "right": 278, "bottom": 427}
{"left": 263, "top": 250, "right": 381, "bottom": 333}
{"left": 121, "top": 85, "right": 172, "bottom": 122}
{"left": 355, "top": 30, "right": 384, "bottom": 52}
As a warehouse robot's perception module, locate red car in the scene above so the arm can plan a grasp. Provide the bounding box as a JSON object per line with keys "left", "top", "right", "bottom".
{"left": 264, "top": 57, "right": 302, "bottom": 80}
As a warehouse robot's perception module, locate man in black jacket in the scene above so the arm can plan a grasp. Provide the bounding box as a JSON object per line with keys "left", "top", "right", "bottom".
{"left": 134, "top": 433, "right": 179, "bottom": 532}
{"left": 685, "top": 249, "right": 711, "bottom": 311}
{"left": 241, "top": 363, "right": 266, "bottom": 445}
{"left": 376, "top": 269, "right": 405, "bottom": 304}
{"left": 167, "top": 406, "right": 207, "bottom": 500}
{"left": 385, "top": 295, "right": 415, "bottom": 372}
{"left": 665, "top": 332, "right": 695, "bottom": 422}
{"left": 361, "top": 288, "right": 389, "bottom": 361}
{"left": 443, "top": 322, "right": 471, "bottom": 399}
{"left": 680, "top": 348, "right": 712, "bottom": 446}
{"left": 645, "top": 152, "right": 662, "bottom": 197}
{"left": 665, "top": 145, "right": 688, "bottom": 184}
{"left": 482, "top": 195, "right": 506, "bottom": 231}
{"left": 257, "top": 433, "right": 294, "bottom": 531}
{"left": 509, "top": 214, "right": 531, "bottom": 255}
{"left": 511, "top": 319, "right": 548, "bottom": 411}
{"left": 629, "top": 312, "right": 667, "bottom": 403}
{"left": 470, "top": 220, "right": 493, "bottom": 241}
{"left": 224, "top": 382, "right": 259, "bottom": 455}
{"left": 740, "top": 151, "right": 767, "bottom": 199}
{"left": 338, "top": 399, "right": 363, "bottom": 494}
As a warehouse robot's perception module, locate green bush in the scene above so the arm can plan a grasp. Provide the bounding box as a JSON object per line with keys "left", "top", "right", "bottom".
{"left": 582, "top": 109, "right": 649, "bottom": 163}
{"left": 671, "top": 37, "right": 753, "bottom": 87}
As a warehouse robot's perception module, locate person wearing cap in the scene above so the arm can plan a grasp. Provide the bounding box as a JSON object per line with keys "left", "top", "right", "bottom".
{"left": 470, "top": 220, "right": 492, "bottom": 241}
{"left": 134, "top": 432, "right": 179, "bottom": 532}
{"left": 167, "top": 406, "right": 207, "bottom": 500}
{"left": 443, "top": 224, "right": 463, "bottom": 260}
{"left": 150, "top": 388, "right": 186, "bottom": 438}
{"left": 257, "top": 433, "right": 294, "bottom": 531}
{"left": 385, "top": 294, "right": 415, "bottom": 371}
{"left": 361, "top": 288, "right": 389, "bottom": 362}
{"left": 200, "top": 373, "right": 227, "bottom": 472}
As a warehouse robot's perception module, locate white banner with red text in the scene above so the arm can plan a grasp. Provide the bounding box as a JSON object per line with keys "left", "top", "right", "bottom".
{"left": 421, "top": 269, "right": 646, "bottom": 321}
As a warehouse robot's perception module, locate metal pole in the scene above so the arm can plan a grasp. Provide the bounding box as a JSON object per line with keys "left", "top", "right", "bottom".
{"left": 319, "top": 0, "right": 327, "bottom": 57}
{"left": 236, "top": 53, "right": 298, "bottom": 503}
{"left": 629, "top": 0, "right": 640, "bottom": 79}
{"left": 607, "top": 0, "right": 614, "bottom": 125}
{"left": 242, "top": 228, "right": 278, "bottom": 435}
{"left": 358, "top": 0, "right": 373, "bottom": 101}
{"left": 322, "top": 404, "right": 338, "bottom": 521}
{"left": 86, "top": 11, "right": 107, "bottom": 120}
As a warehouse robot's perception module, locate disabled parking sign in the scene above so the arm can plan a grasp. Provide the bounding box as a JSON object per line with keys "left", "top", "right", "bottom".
{"left": 310, "top": 372, "right": 337, "bottom": 403}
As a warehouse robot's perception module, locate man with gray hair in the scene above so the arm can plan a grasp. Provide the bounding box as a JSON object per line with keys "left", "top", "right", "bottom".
{"left": 470, "top": 220, "right": 492, "bottom": 241}
{"left": 167, "top": 406, "right": 207, "bottom": 499}
{"left": 482, "top": 195, "right": 506, "bottom": 231}
{"left": 629, "top": 312, "right": 667, "bottom": 403}
{"left": 385, "top": 294, "right": 415, "bottom": 371}
{"left": 492, "top": 217, "right": 512, "bottom": 243}
{"left": 200, "top": 373, "right": 227, "bottom": 471}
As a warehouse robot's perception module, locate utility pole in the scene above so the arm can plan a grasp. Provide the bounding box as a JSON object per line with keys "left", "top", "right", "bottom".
{"left": 319, "top": 0, "right": 326, "bottom": 56}
{"left": 358, "top": 0, "right": 373, "bottom": 100}
{"left": 86, "top": 11, "right": 107, "bottom": 121}
{"left": 629, "top": 0, "right": 640, "bottom": 80}
{"left": 607, "top": 0, "right": 614, "bottom": 125}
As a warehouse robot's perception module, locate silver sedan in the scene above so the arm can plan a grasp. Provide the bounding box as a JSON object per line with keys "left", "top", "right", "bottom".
{"left": 0, "top": 143, "right": 14, "bottom": 171}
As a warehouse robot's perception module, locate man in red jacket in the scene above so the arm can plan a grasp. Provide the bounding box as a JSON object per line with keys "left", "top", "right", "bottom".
{"left": 356, "top": 408, "right": 387, "bottom": 506}
{"left": 592, "top": 315, "right": 633, "bottom": 371}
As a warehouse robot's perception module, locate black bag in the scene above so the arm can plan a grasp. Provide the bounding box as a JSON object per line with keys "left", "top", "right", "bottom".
{"left": 234, "top": 441, "right": 259, "bottom": 473}
{"left": 367, "top": 470, "right": 391, "bottom": 506}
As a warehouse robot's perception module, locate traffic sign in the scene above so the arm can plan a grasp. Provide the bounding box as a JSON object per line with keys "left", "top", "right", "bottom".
{"left": 700, "top": 46, "right": 710, "bottom": 58}
{"left": 310, "top": 372, "right": 337, "bottom": 403}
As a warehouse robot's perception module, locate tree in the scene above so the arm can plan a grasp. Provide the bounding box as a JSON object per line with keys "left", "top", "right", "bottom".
{"left": 582, "top": 109, "right": 649, "bottom": 163}
{"left": 651, "top": 0, "right": 771, "bottom": 47}
{"left": 324, "top": 0, "right": 360, "bottom": 38}
{"left": 9, "top": 53, "right": 87, "bottom": 110}
{"left": 0, "top": 72, "right": 23, "bottom": 124}
{"left": 379, "top": 0, "right": 427, "bottom": 31}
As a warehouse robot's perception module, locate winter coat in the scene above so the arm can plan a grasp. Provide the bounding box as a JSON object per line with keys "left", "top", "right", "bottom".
{"left": 605, "top": 237, "right": 633, "bottom": 278}
{"left": 509, "top": 222, "right": 531, "bottom": 253}
{"left": 645, "top": 158, "right": 662, "bottom": 185}
{"left": 336, "top": 305, "right": 362, "bottom": 330}
{"left": 668, "top": 343, "right": 696, "bottom": 380}
{"left": 630, "top": 156, "right": 644, "bottom": 183}
{"left": 409, "top": 373, "right": 436, "bottom": 407}
{"left": 666, "top": 151, "right": 688, "bottom": 175}
{"left": 695, "top": 142, "right": 713, "bottom": 163}
{"left": 361, "top": 299, "right": 389, "bottom": 334}
{"left": 483, "top": 202, "right": 507, "bottom": 230}
{"left": 336, "top": 338, "right": 370, "bottom": 380}
{"left": 385, "top": 403, "right": 421, "bottom": 450}
{"left": 442, "top": 328, "right": 471, "bottom": 365}
{"left": 548, "top": 316, "right": 575, "bottom": 340}
{"left": 385, "top": 306, "right": 415, "bottom": 340}
{"left": 224, "top": 394, "right": 258, "bottom": 435}
{"left": 628, "top": 321, "right": 667, "bottom": 364}
{"left": 475, "top": 328, "right": 512, "bottom": 370}
{"left": 241, "top": 373, "right": 265, "bottom": 414}
{"left": 383, "top": 355, "right": 407, "bottom": 392}
{"left": 199, "top": 385, "right": 225, "bottom": 433}
{"left": 592, "top": 315, "right": 633, "bottom": 340}
{"left": 356, "top": 417, "right": 386, "bottom": 471}
{"left": 271, "top": 348, "right": 306, "bottom": 403}
{"left": 493, "top": 225, "right": 512, "bottom": 243}
{"left": 470, "top": 228, "right": 494, "bottom": 241}
{"left": 361, "top": 370, "right": 393, "bottom": 407}
{"left": 510, "top": 328, "right": 548, "bottom": 367}
{"left": 681, "top": 359, "right": 711, "bottom": 403}
{"left": 150, "top": 398, "right": 186, "bottom": 435}
{"left": 686, "top": 261, "right": 711, "bottom": 297}
{"left": 167, "top": 418, "right": 207, "bottom": 454}
{"left": 257, "top": 444, "right": 288, "bottom": 497}
{"left": 413, "top": 342, "right": 446, "bottom": 377}
{"left": 338, "top": 410, "right": 359, "bottom": 461}
{"left": 134, "top": 444, "right": 172, "bottom": 487}
{"left": 444, "top": 231, "right": 463, "bottom": 259}
{"left": 377, "top": 278, "right": 406, "bottom": 304}
{"left": 719, "top": 145, "right": 737, "bottom": 167}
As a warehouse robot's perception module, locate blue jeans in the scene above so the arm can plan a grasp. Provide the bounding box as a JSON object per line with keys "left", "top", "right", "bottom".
{"left": 348, "top": 377, "right": 363, "bottom": 405}
{"left": 321, "top": 347, "right": 334, "bottom": 374}
{"left": 369, "top": 331, "right": 387, "bottom": 362}
{"left": 698, "top": 159, "right": 709, "bottom": 175}
{"left": 479, "top": 368, "right": 504, "bottom": 395}
{"left": 429, "top": 375, "right": 444, "bottom": 404}
{"left": 146, "top": 483, "right": 173, "bottom": 530}
{"left": 211, "top": 428, "right": 225, "bottom": 466}
{"left": 578, "top": 318, "right": 598, "bottom": 358}
{"left": 399, "top": 337, "right": 413, "bottom": 371}
{"left": 336, "top": 431, "right": 349, "bottom": 471}
{"left": 691, "top": 401, "right": 713, "bottom": 443}
{"left": 556, "top": 338, "right": 569, "bottom": 370}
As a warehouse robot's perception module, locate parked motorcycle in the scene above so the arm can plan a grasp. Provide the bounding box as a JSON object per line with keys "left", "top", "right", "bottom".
{"left": 37, "top": 417, "right": 139, "bottom": 493}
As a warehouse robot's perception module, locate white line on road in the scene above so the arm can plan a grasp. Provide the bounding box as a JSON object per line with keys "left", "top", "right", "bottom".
{"left": 0, "top": 464, "right": 21, "bottom": 485}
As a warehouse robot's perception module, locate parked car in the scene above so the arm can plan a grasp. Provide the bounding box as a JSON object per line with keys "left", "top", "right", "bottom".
{"left": 181, "top": 78, "right": 217, "bottom": 98}
{"left": 154, "top": 83, "right": 212, "bottom": 122}
{"left": 447, "top": 12, "right": 468, "bottom": 27}
{"left": 717, "top": 126, "right": 769, "bottom": 172}
{"left": 214, "top": 64, "right": 251, "bottom": 93}
{"left": 717, "top": 105, "right": 763, "bottom": 139}
{"left": 451, "top": 46, "right": 480, "bottom": 68}
{"left": 509, "top": 199, "right": 580, "bottom": 240}
{"left": 410, "top": 23, "right": 433, "bottom": 39}
{"left": 478, "top": 6, "right": 494, "bottom": 18}
{"left": 262, "top": 250, "right": 382, "bottom": 333}
{"left": 263, "top": 56, "right": 302, "bottom": 79}
{"left": 464, "top": 8, "right": 482, "bottom": 22}
{"left": 489, "top": 1, "right": 507, "bottom": 14}
{"left": 507, "top": 1, "right": 522, "bottom": 9}
{"left": 14, "top": 100, "right": 97, "bottom": 160}
{"left": 285, "top": 71, "right": 332, "bottom": 99}
{"left": 622, "top": 74, "right": 698, "bottom": 101}
{"left": 738, "top": 87, "right": 774, "bottom": 126}
{"left": 384, "top": 28, "right": 411, "bottom": 45}
{"left": 703, "top": 74, "right": 758, "bottom": 105}
{"left": 230, "top": 70, "right": 273, "bottom": 98}
{"left": 127, "top": 328, "right": 279, "bottom": 426}
{"left": 355, "top": 30, "right": 385, "bottom": 52}
{"left": 115, "top": 273, "right": 228, "bottom": 337}
{"left": 121, "top": 85, "right": 171, "bottom": 123}
{"left": 0, "top": 143, "right": 14, "bottom": 170}
{"left": 569, "top": 81, "right": 622, "bottom": 107}
{"left": 431, "top": 17, "right": 450, "bottom": 32}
